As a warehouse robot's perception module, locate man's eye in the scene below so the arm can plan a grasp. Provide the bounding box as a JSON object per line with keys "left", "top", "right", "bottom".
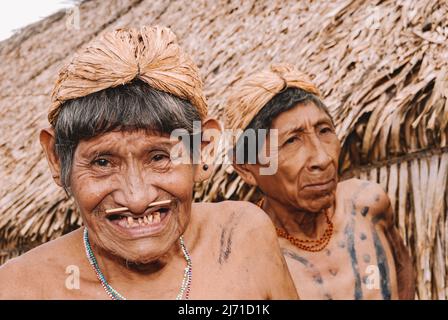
{"left": 285, "top": 136, "right": 298, "bottom": 145}
{"left": 320, "top": 127, "right": 333, "bottom": 134}
{"left": 93, "top": 158, "right": 110, "bottom": 167}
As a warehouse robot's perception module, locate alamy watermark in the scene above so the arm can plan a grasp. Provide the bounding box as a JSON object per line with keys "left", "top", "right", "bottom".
{"left": 169, "top": 121, "right": 279, "bottom": 175}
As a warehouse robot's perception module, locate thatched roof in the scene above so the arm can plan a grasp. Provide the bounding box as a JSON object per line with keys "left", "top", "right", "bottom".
{"left": 0, "top": 0, "right": 447, "bottom": 299}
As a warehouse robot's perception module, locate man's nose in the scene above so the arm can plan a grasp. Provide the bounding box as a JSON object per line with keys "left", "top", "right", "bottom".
{"left": 116, "top": 168, "right": 157, "bottom": 214}
{"left": 306, "top": 136, "right": 332, "bottom": 171}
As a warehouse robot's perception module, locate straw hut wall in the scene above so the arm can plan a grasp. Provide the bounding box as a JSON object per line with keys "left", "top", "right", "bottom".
{"left": 0, "top": 0, "right": 447, "bottom": 299}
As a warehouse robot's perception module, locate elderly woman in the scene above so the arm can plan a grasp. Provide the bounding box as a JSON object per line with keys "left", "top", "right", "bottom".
{"left": 0, "top": 26, "right": 297, "bottom": 299}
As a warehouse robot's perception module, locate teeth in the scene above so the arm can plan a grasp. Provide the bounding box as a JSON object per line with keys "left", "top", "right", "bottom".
{"left": 118, "top": 211, "right": 165, "bottom": 228}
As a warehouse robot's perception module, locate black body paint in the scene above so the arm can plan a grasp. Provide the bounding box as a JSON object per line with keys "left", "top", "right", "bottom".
{"left": 345, "top": 219, "right": 363, "bottom": 300}
{"left": 218, "top": 227, "right": 233, "bottom": 264}
{"left": 363, "top": 254, "right": 371, "bottom": 263}
{"left": 337, "top": 240, "right": 346, "bottom": 248}
{"left": 361, "top": 206, "right": 369, "bottom": 217}
{"left": 371, "top": 226, "right": 391, "bottom": 300}
{"left": 218, "top": 213, "right": 239, "bottom": 264}
{"left": 282, "top": 248, "right": 331, "bottom": 296}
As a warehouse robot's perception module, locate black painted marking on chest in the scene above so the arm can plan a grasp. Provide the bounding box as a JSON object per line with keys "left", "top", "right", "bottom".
{"left": 363, "top": 254, "right": 371, "bottom": 263}
{"left": 281, "top": 248, "right": 333, "bottom": 298}
{"left": 360, "top": 233, "right": 367, "bottom": 240}
{"left": 371, "top": 226, "right": 391, "bottom": 300}
{"left": 282, "top": 249, "right": 324, "bottom": 284}
{"left": 345, "top": 219, "right": 363, "bottom": 300}
{"left": 281, "top": 248, "right": 310, "bottom": 267}
{"left": 361, "top": 207, "right": 369, "bottom": 217}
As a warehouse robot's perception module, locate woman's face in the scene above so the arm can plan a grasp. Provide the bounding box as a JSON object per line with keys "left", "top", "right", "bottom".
{"left": 69, "top": 129, "right": 196, "bottom": 264}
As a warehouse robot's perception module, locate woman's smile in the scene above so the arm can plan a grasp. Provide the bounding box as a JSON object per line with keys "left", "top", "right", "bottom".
{"left": 104, "top": 203, "right": 175, "bottom": 239}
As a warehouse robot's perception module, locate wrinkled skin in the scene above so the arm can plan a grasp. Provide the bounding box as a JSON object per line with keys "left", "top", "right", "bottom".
{"left": 0, "top": 123, "right": 297, "bottom": 299}
{"left": 234, "top": 102, "right": 415, "bottom": 299}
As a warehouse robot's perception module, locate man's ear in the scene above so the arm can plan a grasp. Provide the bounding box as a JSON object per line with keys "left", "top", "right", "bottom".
{"left": 232, "top": 163, "right": 258, "bottom": 186}
{"left": 39, "top": 127, "right": 63, "bottom": 187}
{"left": 193, "top": 118, "right": 222, "bottom": 183}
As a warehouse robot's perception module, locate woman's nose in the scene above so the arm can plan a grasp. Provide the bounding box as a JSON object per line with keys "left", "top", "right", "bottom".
{"left": 115, "top": 170, "right": 158, "bottom": 214}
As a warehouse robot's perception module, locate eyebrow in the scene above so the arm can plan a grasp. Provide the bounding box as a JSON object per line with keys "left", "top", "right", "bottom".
{"left": 279, "top": 117, "right": 334, "bottom": 137}
{"left": 83, "top": 140, "right": 177, "bottom": 158}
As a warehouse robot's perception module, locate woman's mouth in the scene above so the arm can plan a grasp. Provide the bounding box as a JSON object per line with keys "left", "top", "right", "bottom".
{"left": 105, "top": 206, "right": 172, "bottom": 237}
{"left": 108, "top": 208, "right": 169, "bottom": 228}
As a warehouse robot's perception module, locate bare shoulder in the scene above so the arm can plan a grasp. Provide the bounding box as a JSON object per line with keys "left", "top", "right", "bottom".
{"left": 189, "top": 201, "right": 297, "bottom": 299}
{"left": 338, "top": 178, "right": 393, "bottom": 227}
{"left": 192, "top": 200, "right": 278, "bottom": 250}
{"left": 0, "top": 229, "right": 82, "bottom": 299}
{"left": 194, "top": 200, "right": 275, "bottom": 233}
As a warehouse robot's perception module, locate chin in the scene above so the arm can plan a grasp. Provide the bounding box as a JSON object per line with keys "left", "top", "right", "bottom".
{"left": 305, "top": 194, "right": 335, "bottom": 213}
{"left": 115, "top": 248, "right": 163, "bottom": 265}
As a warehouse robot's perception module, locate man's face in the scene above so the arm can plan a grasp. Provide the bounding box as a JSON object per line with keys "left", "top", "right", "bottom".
{"left": 69, "top": 130, "right": 195, "bottom": 264}
{"left": 253, "top": 102, "right": 341, "bottom": 213}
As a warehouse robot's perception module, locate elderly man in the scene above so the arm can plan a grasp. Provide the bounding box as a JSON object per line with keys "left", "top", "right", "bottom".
{"left": 225, "top": 64, "right": 415, "bottom": 300}
{"left": 0, "top": 27, "right": 297, "bottom": 300}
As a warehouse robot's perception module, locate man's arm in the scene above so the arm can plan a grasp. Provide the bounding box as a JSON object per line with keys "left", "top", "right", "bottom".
{"left": 368, "top": 184, "right": 415, "bottom": 300}
{"left": 383, "top": 203, "right": 415, "bottom": 300}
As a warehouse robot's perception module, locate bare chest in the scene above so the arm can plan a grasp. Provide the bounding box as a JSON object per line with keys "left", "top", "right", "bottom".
{"left": 280, "top": 215, "right": 398, "bottom": 300}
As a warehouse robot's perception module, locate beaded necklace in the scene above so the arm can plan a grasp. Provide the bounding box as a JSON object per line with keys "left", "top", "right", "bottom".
{"left": 257, "top": 198, "right": 334, "bottom": 252}
{"left": 83, "top": 228, "right": 192, "bottom": 300}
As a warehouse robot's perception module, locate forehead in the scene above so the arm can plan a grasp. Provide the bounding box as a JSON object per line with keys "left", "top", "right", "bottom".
{"left": 270, "top": 101, "right": 332, "bottom": 132}
{"left": 76, "top": 130, "right": 173, "bottom": 154}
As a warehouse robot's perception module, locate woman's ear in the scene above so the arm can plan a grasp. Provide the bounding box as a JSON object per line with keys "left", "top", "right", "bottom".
{"left": 39, "top": 127, "right": 63, "bottom": 187}
{"left": 193, "top": 118, "right": 223, "bottom": 183}
{"left": 232, "top": 163, "right": 259, "bottom": 186}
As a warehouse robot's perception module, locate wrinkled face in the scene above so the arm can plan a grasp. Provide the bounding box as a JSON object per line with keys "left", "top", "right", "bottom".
{"left": 69, "top": 129, "right": 196, "bottom": 264}
{"left": 254, "top": 102, "right": 340, "bottom": 213}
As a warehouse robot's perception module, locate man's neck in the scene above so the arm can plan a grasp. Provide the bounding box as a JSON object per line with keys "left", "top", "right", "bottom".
{"left": 261, "top": 196, "right": 334, "bottom": 239}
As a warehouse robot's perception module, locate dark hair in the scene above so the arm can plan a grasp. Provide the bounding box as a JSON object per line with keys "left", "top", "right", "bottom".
{"left": 234, "top": 87, "right": 332, "bottom": 163}
{"left": 54, "top": 80, "right": 201, "bottom": 190}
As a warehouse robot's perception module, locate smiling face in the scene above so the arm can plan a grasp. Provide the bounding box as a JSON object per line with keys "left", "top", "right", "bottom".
{"left": 249, "top": 102, "right": 341, "bottom": 213}
{"left": 40, "top": 81, "right": 219, "bottom": 265}
{"left": 69, "top": 129, "right": 197, "bottom": 264}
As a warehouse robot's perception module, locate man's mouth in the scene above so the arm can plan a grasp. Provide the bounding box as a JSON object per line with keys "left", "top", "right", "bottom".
{"left": 302, "top": 178, "right": 336, "bottom": 192}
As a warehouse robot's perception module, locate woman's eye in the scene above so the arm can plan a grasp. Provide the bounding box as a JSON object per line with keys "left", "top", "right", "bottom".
{"left": 151, "top": 153, "right": 169, "bottom": 162}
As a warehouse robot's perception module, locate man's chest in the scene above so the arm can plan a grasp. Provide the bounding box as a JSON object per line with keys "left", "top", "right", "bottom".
{"left": 280, "top": 219, "right": 398, "bottom": 300}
